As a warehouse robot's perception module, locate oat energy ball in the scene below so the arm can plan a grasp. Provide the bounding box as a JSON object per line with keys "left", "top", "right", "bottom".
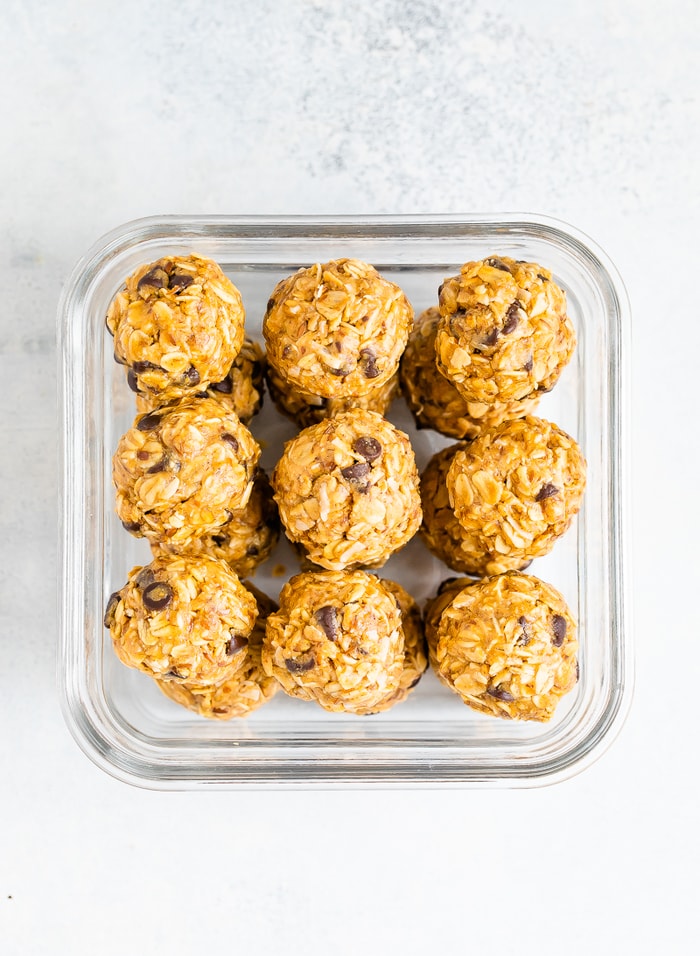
{"left": 400, "top": 307, "right": 539, "bottom": 440}
{"left": 436, "top": 256, "right": 575, "bottom": 404}
{"left": 135, "top": 336, "right": 265, "bottom": 425}
{"left": 424, "top": 576, "right": 476, "bottom": 681}
{"left": 107, "top": 253, "right": 246, "bottom": 404}
{"left": 113, "top": 397, "right": 260, "bottom": 546}
{"left": 262, "top": 570, "right": 405, "bottom": 714}
{"left": 372, "top": 579, "right": 428, "bottom": 712}
{"left": 445, "top": 416, "right": 586, "bottom": 575}
{"left": 434, "top": 572, "right": 578, "bottom": 721}
{"left": 266, "top": 360, "right": 399, "bottom": 430}
{"left": 104, "top": 555, "right": 258, "bottom": 686}
{"left": 272, "top": 409, "right": 422, "bottom": 571}
{"left": 155, "top": 582, "right": 279, "bottom": 719}
{"left": 150, "top": 469, "right": 279, "bottom": 577}
{"left": 263, "top": 258, "right": 413, "bottom": 398}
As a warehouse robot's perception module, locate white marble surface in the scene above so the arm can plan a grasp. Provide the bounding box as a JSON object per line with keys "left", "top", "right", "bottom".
{"left": 1, "top": 0, "right": 698, "bottom": 952}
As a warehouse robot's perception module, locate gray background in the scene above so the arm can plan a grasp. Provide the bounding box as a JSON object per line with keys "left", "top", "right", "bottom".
{"left": 1, "top": 0, "right": 697, "bottom": 952}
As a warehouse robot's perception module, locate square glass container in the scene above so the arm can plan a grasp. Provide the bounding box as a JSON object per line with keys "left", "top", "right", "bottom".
{"left": 58, "top": 215, "right": 632, "bottom": 789}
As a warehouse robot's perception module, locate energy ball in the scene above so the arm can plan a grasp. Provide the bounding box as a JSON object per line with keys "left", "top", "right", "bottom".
{"left": 104, "top": 555, "right": 258, "bottom": 686}
{"left": 436, "top": 256, "right": 575, "bottom": 405}
{"left": 155, "top": 582, "right": 279, "bottom": 719}
{"left": 263, "top": 258, "right": 413, "bottom": 398}
{"left": 445, "top": 416, "right": 586, "bottom": 575}
{"left": 271, "top": 409, "right": 422, "bottom": 571}
{"left": 434, "top": 572, "right": 578, "bottom": 721}
{"left": 371, "top": 579, "right": 428, "bottom": 712}
{"left": 150, "top": 469, "right": 279, "bottom": 577}
{"left": 424, "top": 576, "right": 476, "bottom": 681}
{"left": 107, "top": 253, "right": 246, "bottom": 404}
{"left": 400, "top": 307, "right": 539, "bottom": 440}
{"left": 266, "top": 360, "right": 399, "bottom": 430}
{"left": 261, "top": 570, "right": 405, "bottom": 714}
{"left": 135, "top": 336, "right": 265, "bottom": 425}
{"left": 113, "top": 397, "right": 260, "bottom": 546}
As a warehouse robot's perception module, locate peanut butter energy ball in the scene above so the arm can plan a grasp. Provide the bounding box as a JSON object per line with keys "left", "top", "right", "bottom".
{"left": 150, "top": 469, "right": 279, "bottom": 577}
{"left": 436, "top": 256, "right": 575, "bottom": 405}
{"left": 263, "top": 258, "right": 413, "bottom": 398}
{"left": 400, "top": 307, "right": 539, "bottom": 440}
{"left": 113, "top": 397, "right": 260, "bottom": 546}
{"left": 433, "top": 572, "right": 578, "bottom": 721}
{"left": 135, "top": 335, "right": 265, "bottom": 425}
{"left": 271, "top": 409, "right": 422, "bottom": 571}
{"left": 155, "top": 582, "right": 279, "bottom": 719}
{"left": 104, "top": 555, "right": 258, "bottom": 686}
{"left": 424, "top": 576, "right": 476, "bottom": 680}
{"left": 107, "top": 253, "right": 246, "bottom": 404}
{"left": 445, "top": 416, "right": 586, "bottom": 575}
{"left": 261, "top": 570, "right": 405, "bottom": 714}
{"left": 266, "top": 361, "right": 399, "bottom": 430}
{"left": 372, "top": 579, "right": 428, "bottom": 711}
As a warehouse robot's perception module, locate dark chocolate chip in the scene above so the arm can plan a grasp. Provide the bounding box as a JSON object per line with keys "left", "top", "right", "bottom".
{"left": 323, "top": 364, "right": 348, "bottom": 377}
{"left": 227, "top": 633, "right": 249, "bottom": 655}
{"left": 135, "top": 567, "right": 156, "bottom": 588}
{"left": 537, "top": 273, "right": 549, "bottom": 282}
{"left": 536, "top": 483, "right": 559, "bottom": 502}
{"left": 127, "top": 369, "right": 140, "bottom": 393}
{"left": 282, "top": 345, "right": 293, "bottom": 359}
{"left": 523, "top": 356, "right": 534, "bottom": 372}
{"left": 142, "top": 581, "right": 173, "bottom": 612}
{"left": 136, "top": 412, "right": 161, "bottom": 431}
{"left": 315, "top": 605, "right": 339, "bottom": 640}
{"left": 485, "top": 257, "right": 512, "bottom": 273}
{"left": 359, "top": 348, "right": 380, "bottom": 379}
{"left": 165, "top": 668, "right": 183, "bottom": 679}
{"left": 483, "top": 328, "right": 500, "bottom": 347}
{"left": 438, "top": 282, "right": 445, "bottom": 296}
{"left": 285, "top": 654, "right": 316, "bottom": 674}
{"left": 121, "top": 519, "right": 142, "bottom": 533}
{"left": 169, "top": 272, "right": 194, "bottom": 292}
{"left": 210, "top": 375, "right": 233, "bottom": 394}
{"left": 551, "top": 615, "right": 567, "bottom": 647}
{"left": 340, "top": 462, "right": 370, "bottom": 482}
{"left": 136, "top": 450, "right": 150, "bottom": 461}
{"left": 222, "top": 433, "right": 239, "bottom": 452}
{"left": 352, "top": 436, "right": 382, "bottom": 462}
{"left": 408, "top": 673, "right": 423, "bottom": 690}
{"left": 245, "top": 544, "right": 259, "bottom": 556}
{"left": 181, "top": 366, "right": 200, "bottom": 386}
{"left": 113, "top": 349, "right": 126, "bottom": 365}
{"left": 103, "top": 591, "right": 121, "bottom": 628}
{"left": 502, "top": 301, "right": 521, "bottom": 335}
{"left": 146, "top": 456, "right": 168, "bottom": 475}
{"left": 132, "top": 360, "right": 163, "bottom": 374}
{"left": 212, "top": 534, "right": 227, "bottom": 547}
{"left": 137, "top": 267, "right": 169, "bottom": 293}
{"left": 486, "top": 684, "right": 515, "bottom": 702}
{"left": 266, "top": 297, "right": 276, "bottom": 312}
{"left": 517, "top": 615, "right": 531, "bottom": 645}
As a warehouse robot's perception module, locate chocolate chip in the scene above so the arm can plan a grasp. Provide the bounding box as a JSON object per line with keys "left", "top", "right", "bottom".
{"left": 142, "top": 581, "right": 173, "bottom": 612}
{"left": 536, "top": 483, "right": 559, "bottom": 502}
{"left": 136, "top": 412, "right": 161, "bottom": 431}
{"left": 136, "top": 450, "right": 150, "bottom": 461}
{"left": 323, "top": 364, "right": 348, "bottom": 377}
{"left": 486, "top": 685, "right": 515, "bottom": 702}
{"left": 485, "top": 257, "right": 512, "bottom": 273}
{"left": 210, "top": 375, "right": 233, "bottom": 394}
{"left": 113, "top": 349, "right": 126, "bottom": 365}
{"left": 518, "top": 560, "right": 533, "bottom": 571}
{"left": 227, "top": 633, "right": 249, "bottom": 655}
{"left": 352, "top": 436, "right": 382, "bottom": 462}
{"left": 408, "top": 673, "right": 423, "bottom": 690}
{"left": 575, "top": 661, "right": 580, "bottom": 681}
{"left": 121, "top": 519, "right": 142, "bottom": 533}
{"left": 517, "top": 615, "right": 531, "bottom": 645}
{"left": 146, "top": 456, "right": 169, "bottom": 475}
{"left": 282, "top": 345, "right": 293, "bottom": 359}
{"left": 359, "top": 348, "right": 380, "bottom": 379}
{"left": 502, "top": 301, "right": 521, "bottom": 334}
{"left": 132, "top": 360, "right": 163, "bottom": 374}
{"left": 135, "top": 567, "right": 156, "bottom": 588}
{"left": 211, "top": 534, "right": 227, "bottom": 547}
{"left": 103, "top": 591, "right": 121, "bottom": 628}
{"left": 245, "top": 544, "right": 259, "bottom": 556}
{"left": 127, "top": 369, "right": 140, "bottom": 393}
{"left": 266, "top": 297, "right": 276, "bottom": 312}
{"left": 181, "top": 366, "right": 200, "bottom": 386}
{"left": 551, "top": 615, "right": 567, "bottom": 646}
{"left": 285, "top": 654, "right": 315, "bottom": 673}
{"left": 438, "top": 282, "right": 445, "bottom": 296}
{"left": 222, "top": 433, "right": 239, "bottom": 452}
{"left": 137, "top": 267, "right": 169, "bottom": 293}
{"left": 483, "top": 328, "right": 500, "bottom": 347}
{"left": 523, "top": 356, "right": 534, "bottom": 372}
{"left": 315, "top": 605, "right": 339, "bottom": 640}
{"left": 537, "top": 273, "right": 549, "bottom": 282}
{"left": 165, "top": 668, "right": 183, "bottom": 679}
{"left": 169, "top": 272, "right": 194, "bottom": 292}
{"left": 340, "top": 462, "right": 370, "bottom": 482}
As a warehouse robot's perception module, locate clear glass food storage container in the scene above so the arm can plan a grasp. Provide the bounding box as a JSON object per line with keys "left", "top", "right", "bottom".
{"left": 58, "top": 214, "right": 632, "bottom": 789}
